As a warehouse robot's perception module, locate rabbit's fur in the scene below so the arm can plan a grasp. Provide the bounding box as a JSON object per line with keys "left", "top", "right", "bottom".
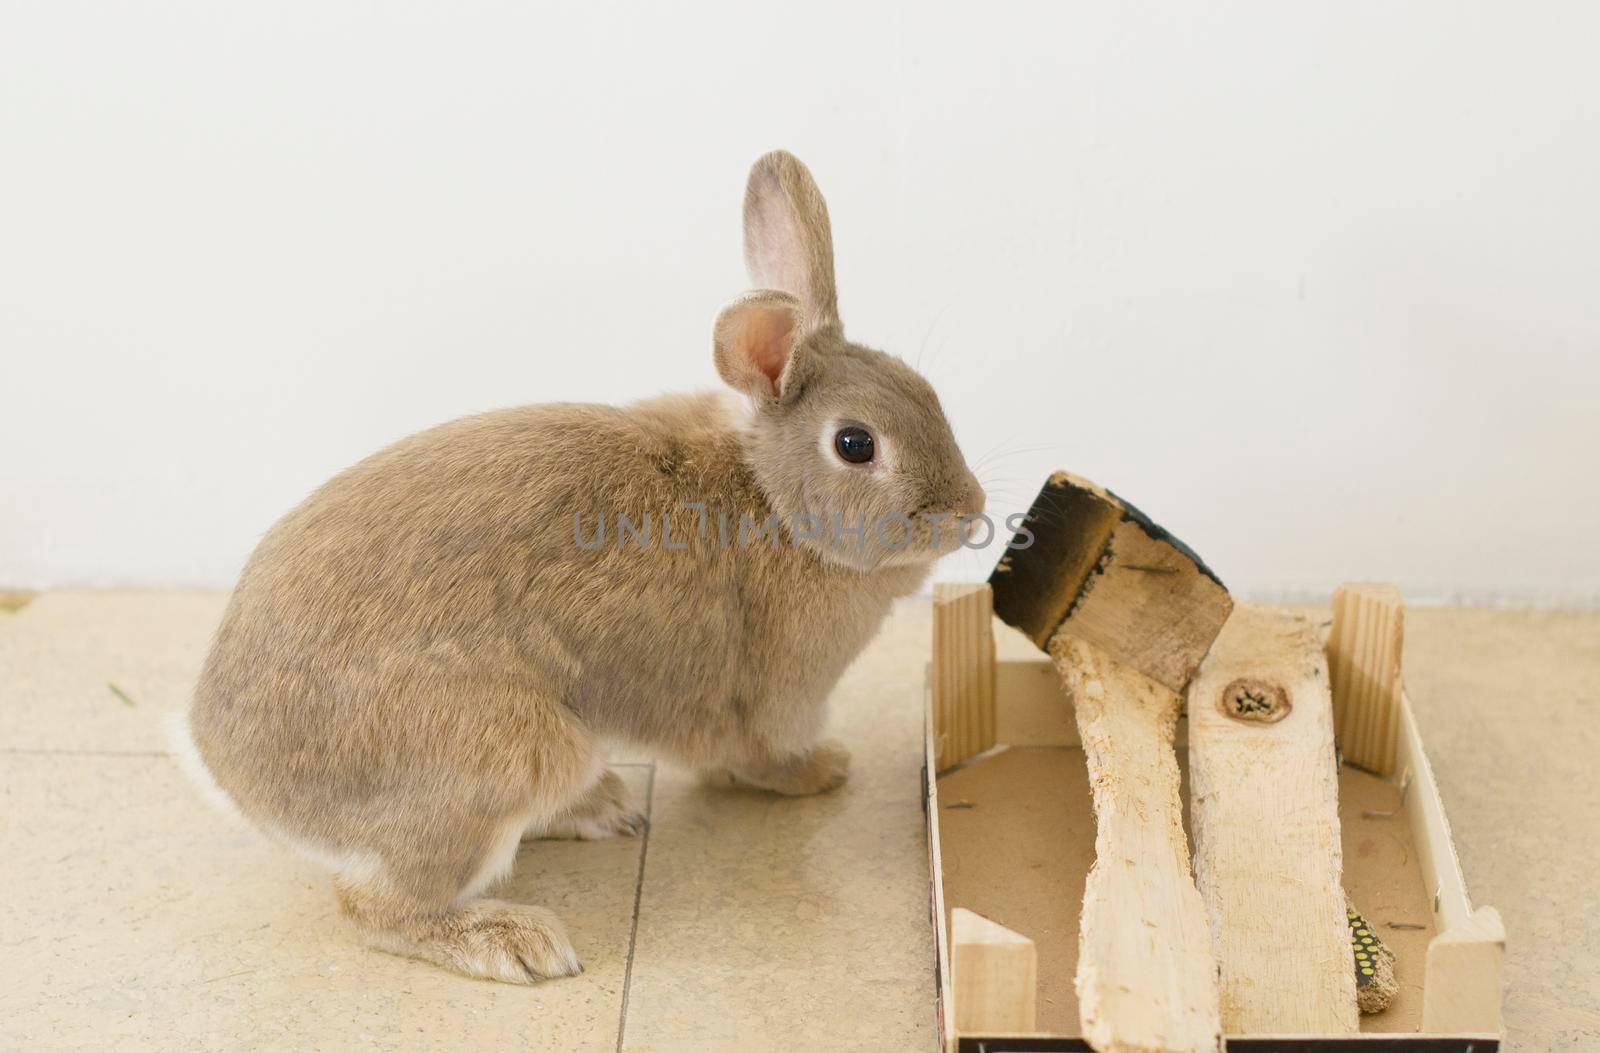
{"left": 185, "top": 150, "right": 984, "bottom": 983}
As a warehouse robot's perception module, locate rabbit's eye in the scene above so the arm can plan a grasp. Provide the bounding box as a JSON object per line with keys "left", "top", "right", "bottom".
{"left": 834, "top": 426, "right": 876, "bottom": 465}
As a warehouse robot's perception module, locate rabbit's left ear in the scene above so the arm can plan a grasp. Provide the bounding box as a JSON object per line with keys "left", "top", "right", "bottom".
{"left": 713, "top": 290, "right": 807, "bottom": 402}
{"left": 743, "top": 151, "right": 839, "bottom": 331}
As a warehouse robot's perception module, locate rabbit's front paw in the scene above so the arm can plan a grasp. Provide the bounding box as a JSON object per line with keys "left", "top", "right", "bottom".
{"left": 731, "top": 739, "right": 851, "bottom": 796}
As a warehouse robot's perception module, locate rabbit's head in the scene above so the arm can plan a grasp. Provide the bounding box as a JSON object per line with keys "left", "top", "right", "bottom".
{"left": 714, "top": 151, "right": 984, "bottom": 573}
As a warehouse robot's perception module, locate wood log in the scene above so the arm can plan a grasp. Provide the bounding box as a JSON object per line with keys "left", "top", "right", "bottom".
{"left": 1187, "top": 605, "right": 1359, "bottom": 1035}
{"left": 1051, "top": 636, "right": 1221, "bottom": 1053}
{"left": 990, "top": 472, "right": 1232, "bottom": 694}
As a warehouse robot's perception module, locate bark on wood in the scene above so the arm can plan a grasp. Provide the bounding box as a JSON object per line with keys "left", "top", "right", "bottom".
{"left": 991, "top": 472, "right": 1232, "bottom": 694}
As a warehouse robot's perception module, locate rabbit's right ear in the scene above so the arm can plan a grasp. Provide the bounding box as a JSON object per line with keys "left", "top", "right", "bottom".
{"left": 742, "top": 151, "right": 840, "bottom": 331}
{"left": 713, "top": 290, "right": 808, "bottom": 402}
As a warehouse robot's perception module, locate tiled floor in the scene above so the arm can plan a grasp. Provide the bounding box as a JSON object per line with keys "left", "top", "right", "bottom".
{"left": 2, "top": 591, "right": 1597, "bottom": 1051}
{"left": 0, "top": 591, "right": 937, "bottom": 1052}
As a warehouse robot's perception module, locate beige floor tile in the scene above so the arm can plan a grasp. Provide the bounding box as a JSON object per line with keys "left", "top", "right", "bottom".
{"left": 616, "top": 602, "right": 937, "bottom": 1053}
{"left": 0, "top": 589, "right": 227, "bottom": 753}
{"left": 0, "top": 754, "right": 650, "bottom": 1053}
{"left": 1401, "top": 607, "right": 1600, "bottom": 1052}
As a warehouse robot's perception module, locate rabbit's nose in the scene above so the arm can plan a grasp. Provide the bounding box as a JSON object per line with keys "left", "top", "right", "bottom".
{"left": 957, "top": 474, "right": 987, "bottom": 520}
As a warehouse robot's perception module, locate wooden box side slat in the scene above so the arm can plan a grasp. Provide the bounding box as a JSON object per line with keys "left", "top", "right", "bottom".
{"left": 1395, "top": 692, "right": 1506, "bottom": 1035}
{"left": 925, "top": 674, "right": 956, "bottom": 1053}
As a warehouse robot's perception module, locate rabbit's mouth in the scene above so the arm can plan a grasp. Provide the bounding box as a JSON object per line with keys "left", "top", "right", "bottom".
{"left": 808, "top": 509, "right": 981, "bottom": 573}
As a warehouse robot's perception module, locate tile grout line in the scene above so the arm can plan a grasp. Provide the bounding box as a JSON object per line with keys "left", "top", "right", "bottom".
{"left": 614, "top": 761, "right": 657, "bottom": 1053}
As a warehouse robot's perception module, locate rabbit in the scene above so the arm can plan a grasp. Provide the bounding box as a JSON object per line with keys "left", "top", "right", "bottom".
{"left": 180, "top": 149, "right": 986, "bottom": 984}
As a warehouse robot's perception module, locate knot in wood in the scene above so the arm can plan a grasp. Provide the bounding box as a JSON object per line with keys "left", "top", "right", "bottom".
{"left": 1219, "top": 677, "right": 1290, "bottom": 723}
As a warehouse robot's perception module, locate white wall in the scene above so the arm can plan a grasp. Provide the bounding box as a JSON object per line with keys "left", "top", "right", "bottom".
{"left": 4, "top": 2, "right": 1598, "bottom": 603}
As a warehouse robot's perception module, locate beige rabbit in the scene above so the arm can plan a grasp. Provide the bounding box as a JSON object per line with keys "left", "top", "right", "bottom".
{"left": 180, "top": 150, "right": 985, "bottom": 983}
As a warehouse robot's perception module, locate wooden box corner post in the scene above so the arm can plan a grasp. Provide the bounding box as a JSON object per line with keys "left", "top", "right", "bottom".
{"left": 1423, "top": 905, "right": 1506, "bottom": 1034}
{"left": 1328, "top": 582, "right": 1406, "bottom": 777}
{"left": 932, "top": 583, "right": 996, "bottom": 771}
{"left": 951, "top": 907, "right": 1037, "bottom": 1036}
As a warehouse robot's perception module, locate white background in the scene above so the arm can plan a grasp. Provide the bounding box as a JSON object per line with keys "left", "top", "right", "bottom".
{"left": 4, "top": 2, "right": 1597, "bottom": 603}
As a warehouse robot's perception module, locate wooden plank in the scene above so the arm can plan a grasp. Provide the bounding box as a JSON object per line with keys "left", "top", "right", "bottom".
{"left": 951, "top": 907, "right": 1037, "bottom": 1036}
{"left": 990, "top": 472, "right": 1233, "bottom": 693}
{"left": 932, "top": 584, "right": 997, "bottom": 770}
{"left": 1187, "top": 605, "right": 1359, "bottom": 1035}
{"left": 1051, "top": 637, "right": 1221, "bottom": 1053}
{"left": 1327, "top": 582, "right": 1406, "bottom": 776}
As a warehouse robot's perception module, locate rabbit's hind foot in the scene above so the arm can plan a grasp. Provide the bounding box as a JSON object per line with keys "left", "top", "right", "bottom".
{"left": 720, "top": 737, "right": 851, "bottom": 796}
{"left": 523, "top": 769, "right": 646, "bottom": 841}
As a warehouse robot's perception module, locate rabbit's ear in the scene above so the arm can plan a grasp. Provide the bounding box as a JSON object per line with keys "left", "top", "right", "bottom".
{"left": 743, "top": 151, "right": 839, "bottom": 330}
{"left": 713, "top": 290, "right": 807, "bottom": 401}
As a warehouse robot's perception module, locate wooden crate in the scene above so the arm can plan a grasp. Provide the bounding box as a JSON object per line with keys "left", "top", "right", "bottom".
{"left": 925, "top": 585, "right": 1504, "bottom": 1052}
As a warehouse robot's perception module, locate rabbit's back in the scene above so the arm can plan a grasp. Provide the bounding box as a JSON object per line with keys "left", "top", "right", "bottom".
{"left": 224, "top": 393, "right": 752, "bottom": 647}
